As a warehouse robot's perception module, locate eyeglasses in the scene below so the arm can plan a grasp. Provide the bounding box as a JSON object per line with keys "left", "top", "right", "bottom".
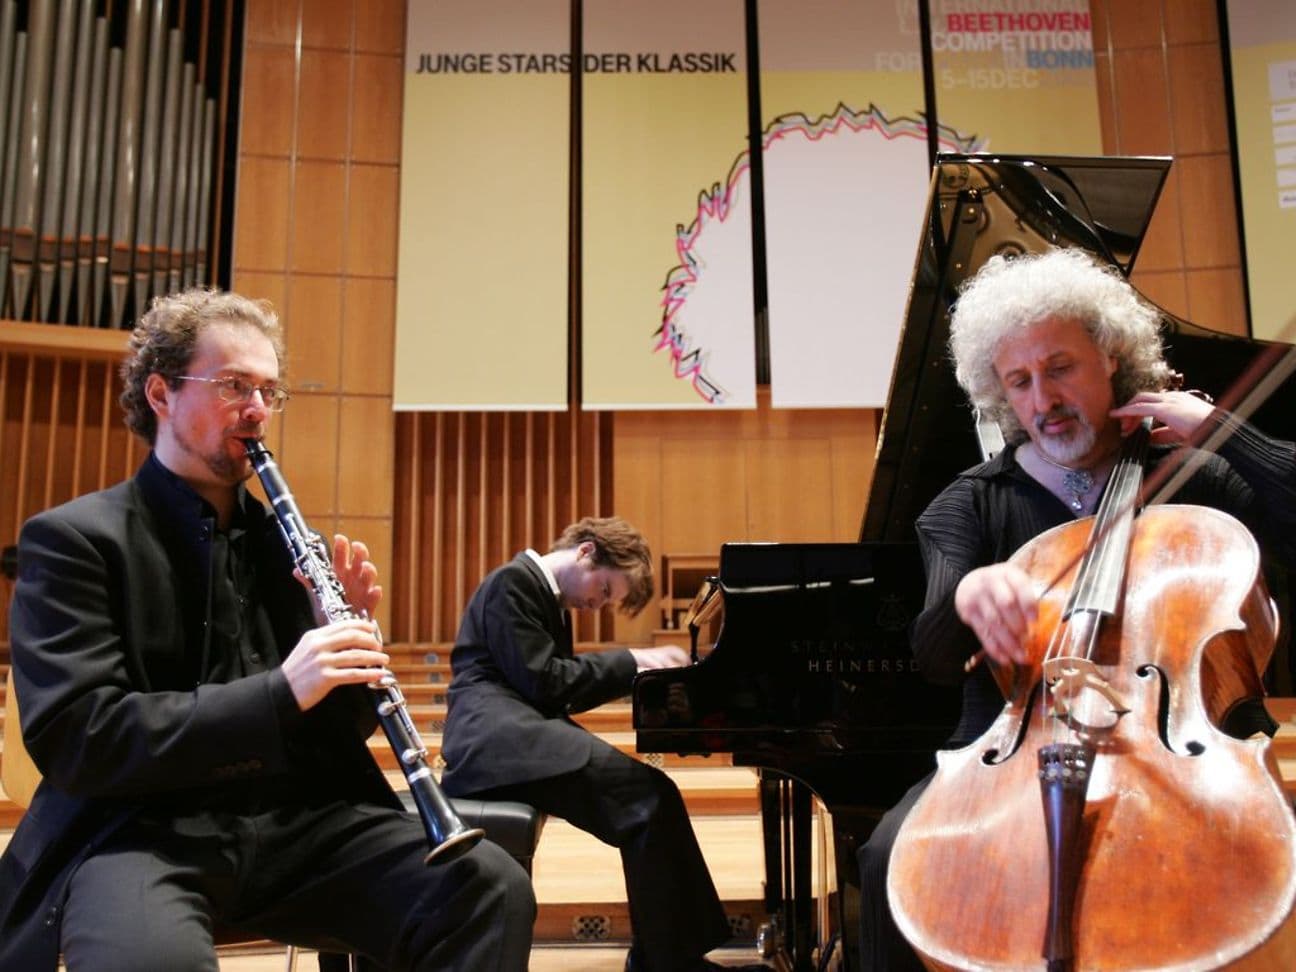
{"left": 174, "top": 375, "right": 291, "bottom": 412}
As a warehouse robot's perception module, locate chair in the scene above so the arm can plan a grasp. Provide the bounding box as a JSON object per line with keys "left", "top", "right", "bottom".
{"left": 3, "top": 668, "right": 544, "bottom": 969}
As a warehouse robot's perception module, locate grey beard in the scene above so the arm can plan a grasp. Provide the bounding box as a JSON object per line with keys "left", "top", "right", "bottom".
{"left": 1036, "top": 412, "right": 1097, "bottom": 466}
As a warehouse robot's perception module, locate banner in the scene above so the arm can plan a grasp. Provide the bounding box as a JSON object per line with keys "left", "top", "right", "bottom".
{"left": 1226, "top": 0, "right": 1296, "bottom": 340}
{"left": 581, "top": 0, "right": 753, "bottom": 409}
{"left": 759, "top": 0, "right": 978, "bottom": 408}
{"left": 930, "top": 0, "right": 1102, "bottom": 155}
{"left": 394, "top": 0, "right": 571, "bottom": 410}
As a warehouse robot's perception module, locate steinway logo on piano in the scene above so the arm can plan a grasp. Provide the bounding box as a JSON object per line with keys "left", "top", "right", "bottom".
{"left": 789, "top": 639, "right": 919, "bottom": 675}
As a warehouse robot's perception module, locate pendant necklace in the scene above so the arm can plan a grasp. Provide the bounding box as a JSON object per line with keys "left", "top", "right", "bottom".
{"left": 1033, "top": 447, "right": 1096, "bottom": 512}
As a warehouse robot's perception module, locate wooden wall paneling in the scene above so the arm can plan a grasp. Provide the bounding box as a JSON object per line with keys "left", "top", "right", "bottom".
{"left": 338, "top": 394, "right": 392, "bottom": 518}
{"left": 301, "top": 0, "right": 353, "bottom": 51}
{"left": 743, "top": 437, "right": 834, "bottom": 542}
{"left": 244, "top": 0, "right": 298, "bottom": 47}
{"left": 230, "top": 271, "right": 288, "bottom": 318}
{"left": 278, "top": 391, "right": 340, "bottom": 516}
{"left": 45, "top": 359, "right": 72, "bottom": 511}
{"left": 351, "top": 54, "right": 402, "bottom": 165}
{"left": 1166, "top": 42, "right": 1229, "bottom": 155}
{"left": 590, "top": 412, "right": 603, "bottom": 648}
{"left": 1111, "top": 47, "right": 1172, "bottom": 153}
{"left": 298, "top": 49, "right": 351, "bottom": 161}
{"left": 611, "top": 417, "right": 664, "bottom": 646}
{"left": 287, "top": 274, "right": 344, "bottom": 392}
{"left": 500, "top": 413, "right": 512, "bottom": 569}
{"left": 525, "top": 412, "right": 535, "bottom": 545}
{"left": 658, "top": 435, "right": 747, "bottom": 556}
{"left": 1177, "top": 154, "right": 1241, "bottom": 272}
{"left": 232, "top": 157, "right": 292, "bottom": 272}
{"left": 453, "top": 411, "right": 467, "bottom": 640}
{"left": 90, "top": 362, "right": 118, "bottom": 494}
{"left": 355, "top": 0, "right": 404, "bottom": 55}
{"left": 1130, "top": 170, "right": 1184, "bottom": 273}
{"left": 431, "top": 412, "right": 444, "bottom": 640}
{"left": 239, "top": 45, "right": 296, "bottom": 157}
{"left": 13, "top": 355, "right": 34, "bottom": 528}
{"left": 95, "top": 358, "right": 115, "bottom": 489}
{"left": 1, "top": 354, "right": 15, "bottom": 544}
{"left": 1102, "top": 0, "right": 1164, "bottom": 49}
{"left": 0, "top": 353, "right": 11, "bottom": 644}
{"left": 291, "top": 162, "right": 346, "bottom": 273}
{"left": 1093, "top": 47, "right": 1119, "bottom": 153}
{"left": 346, "top": 165, "right": 399, "bottom": 277}
{"left": 341, "top": 277, "right": 395, "bottom": 396}
{"left": 545, "top": 413, "right": 556, "bottom": 546}
{"left": 394, "top": 410, "right": 418, "bottom": 637}
{"left": 828, "top": 417, "right": 876, "bottom": 541}
{"left": 1186, "top": 269, "right": 1249, "bottom": 337}
{"left": 478, "top": 413, "right": 489, "bottom": 583}
{"left": 69, "top": 359, "right": 89, "bottom": 498}
{"left": 1129, "top": 270, "right": 1189, "bottom": 322}
{"left": 1165, "top": 0, "right": 1221, "bottom": 45}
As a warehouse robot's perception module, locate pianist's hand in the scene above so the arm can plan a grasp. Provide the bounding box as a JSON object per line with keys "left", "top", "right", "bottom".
{"left": 629, "top": 645, "right": 691, "bottom": 671}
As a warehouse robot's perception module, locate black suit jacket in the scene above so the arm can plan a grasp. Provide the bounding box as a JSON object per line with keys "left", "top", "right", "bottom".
{"left": 0, "top": 455, "right": 398, "bottom": 971}
{"left": 440, "top": 553, "right": 637, "bottom": 796}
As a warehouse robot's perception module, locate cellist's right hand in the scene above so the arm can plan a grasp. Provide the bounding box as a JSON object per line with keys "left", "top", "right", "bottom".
{"left": 954, "top": 563, "right": 1037, "bottom": 667}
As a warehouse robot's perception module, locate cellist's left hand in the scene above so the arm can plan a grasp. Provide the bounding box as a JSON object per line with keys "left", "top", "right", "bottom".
{"left": 1110, "top": 390, "right": 1215, "bottom": 446}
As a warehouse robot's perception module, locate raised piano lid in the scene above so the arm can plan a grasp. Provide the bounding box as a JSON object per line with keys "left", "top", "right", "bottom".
{"left": 861, "top": 153, "right": 1296, "bottom": 546}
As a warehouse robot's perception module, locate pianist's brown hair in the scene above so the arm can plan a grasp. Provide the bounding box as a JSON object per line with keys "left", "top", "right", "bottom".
{"left": 949, "top": 247, "right": 1172, "bottom": 441}
{"left": 554, "top": 516, "right": 654, "bottom": 617}
{"left": 120, "top": 289, "right": 285, "bottom": 445}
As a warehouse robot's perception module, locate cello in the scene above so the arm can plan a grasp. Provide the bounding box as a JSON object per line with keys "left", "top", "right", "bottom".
{"left": 887, "top": 422, "right": 1296, "bottom": 970}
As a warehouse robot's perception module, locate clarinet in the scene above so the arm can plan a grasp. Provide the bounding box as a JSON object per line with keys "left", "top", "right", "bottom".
{"left": 244, "top": 438, "right": 484, "bottom": 864}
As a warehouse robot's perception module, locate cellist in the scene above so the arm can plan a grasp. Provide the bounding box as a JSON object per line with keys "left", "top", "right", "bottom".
{"left": 856, "top": 246, "right": 1296, "bottom": 971}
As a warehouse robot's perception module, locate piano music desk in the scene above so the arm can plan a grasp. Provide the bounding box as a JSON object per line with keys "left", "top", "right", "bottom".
{"left": 658, "top": 553, "right": 719, "bottom": 632}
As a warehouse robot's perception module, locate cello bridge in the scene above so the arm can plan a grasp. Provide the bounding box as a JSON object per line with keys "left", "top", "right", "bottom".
{"left": 1042, "top": 656, "right": 1130, "bottom": 722}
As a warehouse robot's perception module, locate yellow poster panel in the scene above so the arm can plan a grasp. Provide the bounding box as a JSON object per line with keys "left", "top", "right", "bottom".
{"left": 930, "top": 0, "right": 1102, "bottom": 155}
{"left": 581, "top": 0, "right": 753, "bottom": 409}
{"left": 395, "top": 0, "right": 570, "bottom": 410}
{"left": 1227, "top": 3, "right": 1296, "bottom": 339}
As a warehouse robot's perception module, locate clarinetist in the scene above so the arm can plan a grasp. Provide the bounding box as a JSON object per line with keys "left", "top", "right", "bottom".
{"left": 0, "top": 290, "right": 535, "bottom": 972}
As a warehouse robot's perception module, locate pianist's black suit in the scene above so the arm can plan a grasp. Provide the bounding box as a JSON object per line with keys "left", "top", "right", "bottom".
{"left": 441, "top": 553, "right": 731, "bottom": 970}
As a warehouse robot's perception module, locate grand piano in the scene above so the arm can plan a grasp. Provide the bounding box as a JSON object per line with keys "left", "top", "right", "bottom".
{"left": 632, "top": 154, "right": 1296, "bottom": 971}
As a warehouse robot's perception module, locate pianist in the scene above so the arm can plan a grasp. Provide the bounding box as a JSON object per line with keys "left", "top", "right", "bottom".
{"left": 856, "top": 247, "right": 1296, "bottom": 970}
{"left": 439, "top": 516, "right": 757, "bottom": 972}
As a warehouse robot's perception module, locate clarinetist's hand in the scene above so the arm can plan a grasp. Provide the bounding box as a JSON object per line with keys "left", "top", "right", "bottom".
{"left": 282, "top": 619, "right": 389, "bottom": 711}
{"left": 295, "top": 534, "right": 384, "bottom": 628}
{"left": 331, "top": 533, "right": 383, "bottom": 618}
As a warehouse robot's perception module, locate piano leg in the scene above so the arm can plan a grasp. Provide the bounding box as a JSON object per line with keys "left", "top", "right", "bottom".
{"left": 757, "top": 770, "right": 818, "bottom": 972}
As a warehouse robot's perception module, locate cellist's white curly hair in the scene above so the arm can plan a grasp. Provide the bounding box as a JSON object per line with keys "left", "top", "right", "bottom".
{"left": 949, "top": 247, "right": 1172, "bottom": 441}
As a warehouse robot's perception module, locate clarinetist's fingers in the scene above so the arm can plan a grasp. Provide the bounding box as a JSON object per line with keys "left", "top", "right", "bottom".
{"left": 281, "top": 620, "right": 389, "bottom": 711}
{"left": 332, "top": 533, "right": 384, "bottom": 615}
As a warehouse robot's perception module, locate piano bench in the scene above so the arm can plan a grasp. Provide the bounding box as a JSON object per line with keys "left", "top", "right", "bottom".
{"left": 397, "top": 792, "right": 546, "bottom": 876}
